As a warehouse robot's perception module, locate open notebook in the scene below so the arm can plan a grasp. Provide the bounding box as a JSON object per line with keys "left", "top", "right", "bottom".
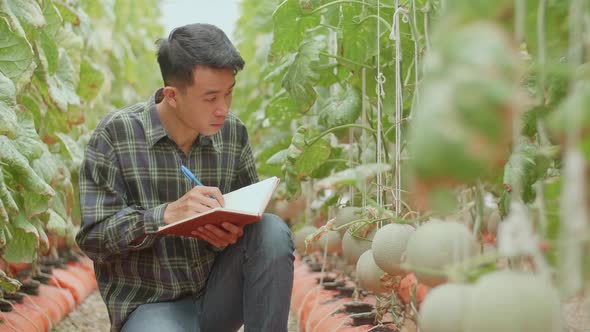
{"left": 157, "top": 176, "right": 280, "bottom": 238}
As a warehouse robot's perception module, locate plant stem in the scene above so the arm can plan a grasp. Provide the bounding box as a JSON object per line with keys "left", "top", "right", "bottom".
{"left": 303, "top": 0, "right": 395, "bottom": 17}
{"left": 319, "top": 51, "right": 374, "bottom": 70}
{"left": 306, "top": 124, "right": 377, "bottom": 146}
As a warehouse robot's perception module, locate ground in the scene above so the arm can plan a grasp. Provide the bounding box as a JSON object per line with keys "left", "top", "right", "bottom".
{"left": 54, "top": 290, "right": 299, "bottom": 332}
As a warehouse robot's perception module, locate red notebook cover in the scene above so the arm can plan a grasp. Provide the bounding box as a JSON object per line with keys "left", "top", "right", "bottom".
{"left": 157, "top": 209, "right": 262, "bottom": 238}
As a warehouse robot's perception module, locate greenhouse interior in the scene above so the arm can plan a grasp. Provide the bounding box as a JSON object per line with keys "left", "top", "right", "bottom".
{"left": 0, "top": 0, "right": 588, "bottom": 331}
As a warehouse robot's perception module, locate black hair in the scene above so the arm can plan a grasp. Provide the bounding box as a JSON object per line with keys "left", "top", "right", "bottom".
{"left": 156, "top": 23, "right": 245, "bottom": 89}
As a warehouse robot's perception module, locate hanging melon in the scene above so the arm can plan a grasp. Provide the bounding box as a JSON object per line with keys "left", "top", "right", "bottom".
{"left": 464, "top": 271, "right": 561, "bottom": 332}
{"left": 419, "top": 283, "right": 472, "bottom": 332}
{"left": 293, "top": 225, "right": 318, "bottom": 254}
{"left": 334, "top": 206, "right": 363, "bottom": 235}
{"left": 342, "top": 224, "right": 376, "bottom": 266}
{"left": 356, "top": 250, "right": 387, "bottom": 294}
{"left": 317, "top": 230, "right": 342, "bottom": 254}
{"left": 404, "top": 220, "right": 478, "bottom": 286}
{"left": 371, "top": 223, "right": 415, "bottom": 276}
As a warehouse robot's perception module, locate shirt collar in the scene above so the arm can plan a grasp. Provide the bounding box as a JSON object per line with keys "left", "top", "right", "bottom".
{"left": 146, "top": 88, "right": 222, "bottom": 153}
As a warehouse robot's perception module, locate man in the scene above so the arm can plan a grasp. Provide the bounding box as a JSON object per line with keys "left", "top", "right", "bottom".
{"left": 76, "top": 23, "right": 294, "bottom": 332}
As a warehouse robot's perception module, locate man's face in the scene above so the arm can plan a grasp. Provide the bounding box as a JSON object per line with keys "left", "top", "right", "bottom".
{"left": 174, "top": 66, "right": 235, "bottom": 136}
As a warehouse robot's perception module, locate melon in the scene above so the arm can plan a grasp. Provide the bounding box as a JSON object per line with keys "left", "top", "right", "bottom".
{"left": 274, "top": 196, "right": 306, "bottom": 221}
{"left": 404, "top": 220, "right": 478, "bottom": 286}
{"left": 356, "top": 250, "right": 387, "bottom": 294}
{"left": 464, "top": 271, "right": 561, "bottom": 332}
{"left": 334, "top": 206, "right": 363, "bottom": 235}
{"left": 342, "top": 225, "right": 376, "bottom": 266}
{"left": 419, "top": 283, "right": 472, "bottom": 332}
{"left": 293, "top": 225, "right": 318, "bottom": 254}
{"left": 317, "top": 230, "right": 342, "bottom": 254}
{"left": 371, "top": 223, "right": 415, "bottom": 276}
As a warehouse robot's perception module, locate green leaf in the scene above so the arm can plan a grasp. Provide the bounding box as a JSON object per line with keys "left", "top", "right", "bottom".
{"left": 2, "top": 0, "right": 46, "bottom": 31}
{"left": 30, "top": 217, "right": 49, "bottom": 255}
{"left": 23, "top": 191, "right": 50, "bottom": 219}
{"left": 0, "top": 136, "right": 54, "bottom": 196}
{"left": 36, "top": 29, "right": 59, "bottom": 75}
{"left": 0, "top": 17, "right": 35, "bottom": 90}
{"left": 46, "top": 208, "right": 66, "bottom": 237}
{"left": 282, "top": 38, "right": 322, "bottom": 112}
{"left": 44, "top": 48, "right": 81, "bottom": 112}
{"left": 42, "top": 2, "right": 63, "bottom": 37}
{"left": 315, "top": 163, "right": 392, "bottom": 190}
{"left": 3, "top": 212, "right": 38, "bottom": 263}
{"left": 52, "top": 1, "right": 80, "bottom": 26}
{"left": 77, "top": 57, "right": 104, "bottom": 101}
{"left": 0, "top": 165, "right": 17, "bottom": 218}
{"left": 503, "top": 138, "right": 555, "bottom": 203}
{"left": 340, "top": 3, "right": 378, "bottom": 66}
{"left": 0, "top": 70, "right": 15, "bottom": 106}
{"left": 0, "top": 269, "right": 21, "bottom": 293}
{"left": 270, "top": 0, "right": 321, "bottom": 60}
{"left": 267, "top": 149, "right": 289, "bottom": 165}
{"left": 13, "top": 111, "right": 45, "bottom": 162}
{"left": 31, "top": 151, "right": 60, "bottom": 188}
{"left": 295, "top": 138, "right": 331, "bottom": 178}
{"left": 0, "top": 198, "right": 8, "bottom": 225}
{"left": 0, "top": 104, "right": 18, "bottom": 140}
{"left": 265, "top": 90, "right": 302, "bottom": 123}
{"left": 0, "top": 72, "right": 18, "bottom": 139}
{"left": 318, "top": 84, "right": 362, "bottom": 129}
{"left": 55, "top": 132, "right": 83, "bottom": 172}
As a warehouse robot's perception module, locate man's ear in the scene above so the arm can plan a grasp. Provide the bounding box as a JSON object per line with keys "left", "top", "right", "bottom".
{"left": 162, "top": 86, "right": 178, "bottom": 108}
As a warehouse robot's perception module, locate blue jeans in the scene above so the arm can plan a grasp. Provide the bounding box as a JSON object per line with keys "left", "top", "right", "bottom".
{"left": 121, "top": 214, "right": 295, "bottom": 332}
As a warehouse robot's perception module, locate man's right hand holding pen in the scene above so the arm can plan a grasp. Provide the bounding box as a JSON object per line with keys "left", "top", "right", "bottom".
{"left": 162, "top": 165, "right": 244, "bottom": 248}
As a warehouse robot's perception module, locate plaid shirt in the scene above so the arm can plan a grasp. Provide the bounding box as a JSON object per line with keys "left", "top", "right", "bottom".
{"left": 76, "top": 89, "right": 258, "bottom": 331}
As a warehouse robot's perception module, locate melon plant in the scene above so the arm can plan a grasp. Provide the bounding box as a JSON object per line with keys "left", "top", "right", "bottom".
{"left": 463, "top": 271, "right": 561, "bottom": 332}
{"left": 341, "top": 223, "right": 376, "bottom": 266}
{"left": 404, "top": 220, "right": 479, "bottom": 286}
{"left": 419, "top": 283, "right": 472, "bottom": 332}
{"left": 293, "top": 225, "right": 318, "bottom": 254}
{"left": 371, "top": 223, "right": 415, "bottom": 276}
{"left": 0, "top": 0, "right": 162, "bottom": 286}
{"left": 333, "top": 206, "right": 363, "bottom": 235}
{"left": 356, "top": 249, "right": 387, "bottom": 294}
{"left": 317, "top": 230, "right": 342, "bottom": 254}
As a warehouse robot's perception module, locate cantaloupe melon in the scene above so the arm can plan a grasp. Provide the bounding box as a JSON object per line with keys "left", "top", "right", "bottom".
{"left": 293, "top": 225, "right": 318, "bottom": 254}
{"left": 317, "top": 230, "right": 342, "bottom": 254}
{"left": 404, "top": 220, "right": 478, "bottom": 286}
{"left": 419, "top": 283, "right": 472, "bottom": 332}
{"left": 342, "top": 225, "right": 376, "bottom": 266}
{"left": 356, "top": 249, "right": 387, "bottom": 294}
{"left": 464, "top": 271, "right": 561, "bottom": 332}
{"left": 334, "top": 206, "right": 363, "bottom": 235}
{"left": 371, "top": 223, "right": 415, "bottom": 276}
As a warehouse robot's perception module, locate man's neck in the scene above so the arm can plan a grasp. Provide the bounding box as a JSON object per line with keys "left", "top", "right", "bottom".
{"left": 156, "top": 102, "right": 198, "bottom": 155}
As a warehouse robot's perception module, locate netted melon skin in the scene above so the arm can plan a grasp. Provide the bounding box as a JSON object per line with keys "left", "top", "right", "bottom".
{"left": 293, "top": 225, "right": 318, "bottom": 254}
{"left": 464, "top": 271, "right": 561, "bottom": 332}
{"left": 334, "top": 206, "right": 363, "bottom": 235}
{"left": 405, "top": 220, "right": 478, "bottom": 286}
{"left": 419, "top": 283, "right": 472, "bottom": 332}
{"left": 342, "top": 227, "right": 376, "bottom": 266}
{"left": 372, "top": 223, "right": 415, "bottom": 276}
{"left": 356, "top": 250, "right": 387, "bottom": 294}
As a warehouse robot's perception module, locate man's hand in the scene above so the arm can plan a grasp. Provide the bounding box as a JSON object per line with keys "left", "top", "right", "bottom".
{"left": 163, "top": 186, "right": 225, "bottom": 225}
{"left": 192, "top": 222, "right": 245, "bottom": 248}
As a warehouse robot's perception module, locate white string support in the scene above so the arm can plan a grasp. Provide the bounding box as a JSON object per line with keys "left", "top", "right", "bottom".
{"left": 376, "top": 0, "right": 384, "bottom": 209}
{"left": 362, "top": 67, "right": 368, "bottom": 210}
{"left": 389, "top": 3, "right": 408, "bottom": 217}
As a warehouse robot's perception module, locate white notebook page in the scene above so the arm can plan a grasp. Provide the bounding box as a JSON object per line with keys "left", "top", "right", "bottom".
{"left": 222, "top": 177, "right": 279, "bottom": 214}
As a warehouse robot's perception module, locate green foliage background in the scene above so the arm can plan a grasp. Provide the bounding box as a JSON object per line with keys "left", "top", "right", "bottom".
{"left": 0, "top": 0, "right": 162, "bottom": 272}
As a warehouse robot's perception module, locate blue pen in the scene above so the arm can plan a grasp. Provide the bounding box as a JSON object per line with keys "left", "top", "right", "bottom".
{"left": 181, "top": 165, "right": 204, "bottom": 186}
{"left": 181, "top": 165, "right": 220, "bottom": 205}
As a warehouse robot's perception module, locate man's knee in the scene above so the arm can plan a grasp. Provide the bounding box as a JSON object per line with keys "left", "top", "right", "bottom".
{"left": 245, "top": 213, "right": 294, "bottom": 258}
